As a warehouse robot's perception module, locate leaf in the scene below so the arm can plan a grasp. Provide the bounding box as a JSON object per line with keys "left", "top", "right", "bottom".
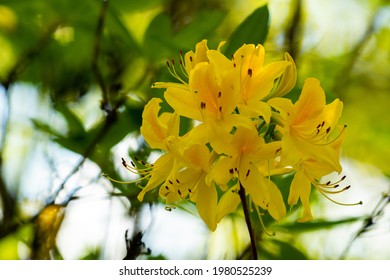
{"left": 55, "top": 102, "right": 85, "bottom": 137}
{"left": 172, "top": 10, "right": 227, "bottom": 50}
{"left": 223, "top": 5, "right": 269, "bottom": 57}
{"left": 262, "top": 239, "right": 308, "bottom": 260}
{"left": 143, "top": 13, "right": 175, "bottom": 61}
{"left": 273, "top": 217, "right": 363, "bottom": 233}
{"left": 31, "top": 119, "right": 63, "bottom": 138}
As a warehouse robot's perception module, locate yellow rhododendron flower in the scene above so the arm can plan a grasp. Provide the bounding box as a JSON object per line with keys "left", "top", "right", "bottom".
{"left": 112, "top": 40, "right": 358, "bottom": 232}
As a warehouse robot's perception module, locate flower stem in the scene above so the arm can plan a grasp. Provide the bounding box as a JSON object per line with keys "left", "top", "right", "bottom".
{"left": 238, "top": 183, "right": 258, "bottom": 260}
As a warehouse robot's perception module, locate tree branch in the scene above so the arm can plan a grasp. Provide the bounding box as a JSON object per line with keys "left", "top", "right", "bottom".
{"left": 238, "top": 183, "right": 258, "bottom": 260}
{"left": 92, "top": 0, "right": 110, "bottom": 112}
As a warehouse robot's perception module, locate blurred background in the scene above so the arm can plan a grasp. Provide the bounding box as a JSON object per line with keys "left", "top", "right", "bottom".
{"left": 0, "top": 0, "right": 389, "bottom": 260}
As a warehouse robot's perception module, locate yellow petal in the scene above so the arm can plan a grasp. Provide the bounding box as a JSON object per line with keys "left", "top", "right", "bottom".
{"left": 184, "top": 39, "right": 209, "bottom": 74}
{"left": 248, "top": 60, "right": 290, "bottom": 101}
{"left": 268, "top": 97, "right": 293, "bottom": 118}
{"left": 137, "top": 153, "right": 173, "bottom": 201}
{"left": 207, "top": 49, "right": 233, "bottom": 79}
{"left": 240, "top": 165, "right": 270, "bottom": 209}
{"left": 288, "top": 167, "right": 307, "bottom": 207}
{"left": 209, "top": 156, "right": 236, "bottom": 188}
{"left": 140, "top": 98, "right": 173, "bottom": 150}
{"left": 164, "top": 86, "right": 203, "bottom": 121}
{"left": 182, "top": 143, "right": 210, "bottom": 171}
{"left": 196, "top": 176, "right": 217, "bottom": 231}
{"left": 216, "top": 188, "right": 241, "bottom": 223}
{"left": 293, "top": 78, "right": 325, "bottom": 125}
{"left": 267, "top": 180, "right": 286, "bottom": 221}
{"left": 297, "top": 179, "right": 314, "bottom": 223}
{"left": 267, "top": 52, "right": 297, "bottom": 99}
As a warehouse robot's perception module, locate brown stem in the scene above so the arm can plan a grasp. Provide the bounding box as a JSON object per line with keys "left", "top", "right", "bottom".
{"left": 238, "top": 183, "right": 258, "bottom": 260}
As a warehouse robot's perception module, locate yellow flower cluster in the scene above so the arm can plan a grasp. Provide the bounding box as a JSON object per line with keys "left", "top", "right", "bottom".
{"left": 130, "top": 40, "right": 358, "bottom": 231}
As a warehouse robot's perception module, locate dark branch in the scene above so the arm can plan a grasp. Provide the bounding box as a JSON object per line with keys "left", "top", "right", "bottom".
{"left": 238, "top": 183, "right": 258, "bottom": 260}
{"left": 92, "top": 0, "right": 110, "bottom": 112}
{"left": 285, "top": 0, "right": 302, "bottom": 61}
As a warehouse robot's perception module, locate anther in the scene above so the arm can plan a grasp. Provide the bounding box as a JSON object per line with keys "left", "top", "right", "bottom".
{"left": 178, "top": 190, "right": 182, "bottom": 195}
{"left": 229, "top": 168, "right": 234, "bottom": 174}
{"left": 189, "top": 56, "right": 193, "bottom": 62}
{"left": 326, "top": 127, "right": 331, "bottom": 134}
{"left": 219, "top": 106, "right": 222, "bottom": 112}
{"left": 168, "top": 180, "right": 173, "bottom": 184}
{"left": 248, "top": 68, "right": 253, "bottom": 77}
{"left": 130, "top": 161, "right": 136, "bottom": 167}
{"left": 246, "top": 169, "right": 251, "bottom": 177}
{"left": 176, "top": 179, "right": 180, "bottom": 184}
{"left": 218, "top": 91, "right": 222, "bottom": 98}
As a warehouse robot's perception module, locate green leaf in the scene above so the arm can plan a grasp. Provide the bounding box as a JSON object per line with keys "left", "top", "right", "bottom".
{"left": 143, "top": 13, "right": 175, "bottom": 61}
{"left": 273, "top": 217, "right": 363, "bottom": 233}
{"left": 31, "top": 119, "right": 62, "bottom": 138}
{"left": 55, "top": 103, "right": 85, "bottom": 137}
{"left": 223, "top": 5, "right": 269, "bottom": 57}
{"left": 262, "top": 239, "right": 308, "bottom": 260}
{"left": 172, "top": 10, "right": 227, "bottom": 50}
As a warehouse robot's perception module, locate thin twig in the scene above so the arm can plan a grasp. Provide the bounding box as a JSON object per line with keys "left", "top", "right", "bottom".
{"left": 46, "top": 98, "right": 125, "bottom": 206}
{"left": 332, "top": 8, "right": 378, "bottom": 96}
{"left": 92, "top": 0, "right": 110, "bottom": 112}
{"left": 238, "top": 183, "right": 258, "bottom": 260}
{"left": 340, "top": 190, "right": 390, "bottom": 259}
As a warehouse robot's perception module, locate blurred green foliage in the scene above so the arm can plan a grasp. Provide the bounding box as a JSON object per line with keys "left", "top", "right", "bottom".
{"left": 0, "top": 0, "right": 389, "bottom": 260}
